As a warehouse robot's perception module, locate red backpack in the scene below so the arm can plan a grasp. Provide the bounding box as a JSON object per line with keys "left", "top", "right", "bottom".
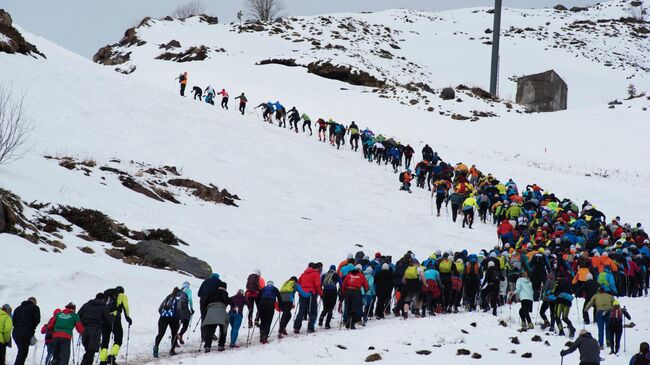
{"left": 425, "top": 279, "right": 441, "bottom": 299}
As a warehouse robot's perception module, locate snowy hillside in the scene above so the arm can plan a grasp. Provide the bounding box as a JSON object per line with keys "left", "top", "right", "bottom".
{"left": 0, "top": 1, "right": 649, "bottom": 364}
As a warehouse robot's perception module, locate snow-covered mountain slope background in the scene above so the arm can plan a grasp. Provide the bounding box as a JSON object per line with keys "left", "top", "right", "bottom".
{"left": 1, "top": 0, "right": 649, "bottom": 364}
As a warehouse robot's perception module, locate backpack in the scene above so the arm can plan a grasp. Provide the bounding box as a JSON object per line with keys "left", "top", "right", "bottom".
{"left": 246, "top": 274, "right": 260, "bottom": 293}
{"left": 177, "top": 291, "right": 190, "bottom": 320}
{"left": 104, "top": 288, "right": 120, "bottom": 312}
{"left": 451, "top": 277, "right": 463, "bottom": 292}
{"left": 457, "top": 183, "right": 467, "bottom": 194}
{"left": 465, "top": 262, "right": 479, "bottom": 276}
{"left": 322, "top": 272, "right": 336, "bottom": 287}
{"left": 280, "top": 280, "right": 296, "bottom": 293}
{"left": 425, "top": 279, "right": 441, "bottom": 298}
{"left": 404, "top": 266, "right": 420, "bottom": 280}
{"left": 399, "top": 173, "right": 405, "bottom": 183}
{"left": 439, "top": 260, "right": 452, "bottom": 274}
{"left": 160, "top": 295, "right": 177, "bottom": 317}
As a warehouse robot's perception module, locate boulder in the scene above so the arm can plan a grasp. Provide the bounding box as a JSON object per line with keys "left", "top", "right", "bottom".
{"left": 570, "top": 6, "right": 589, "bottom": 12}
{"left": 440, "top": 87, "right": 455, "bottom": 100}
{"left": 130, "top": 240, "right": 212, "bottom": 278}
{"left": 365, "top": 353, "right": 382, "bottom": 362}
{"left": 516, "top": 70, "right": 568, "bottom": 112}
{"left": 0, "top": 9, "right": 12, "bottom": 26}
{"left": 553, "top": 4, "right": 568, "bottom": 11}
{"left": 199, "top": 14, "right": 219, "bottom": 24}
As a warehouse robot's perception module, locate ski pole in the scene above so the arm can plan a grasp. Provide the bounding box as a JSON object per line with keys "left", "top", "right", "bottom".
{"left": 125, "top": 325, "right": 130, "bottom": 365}
{"left": 71, "top": 333, "right": 76, "bottom": 365}
{"left": 39, "top": 342, "right": 45, "bottom": 365}
{"left": 270, "top": 315, "right": 280, "bottom": 335}
{"left": 76, "top": 336, "right": 82, "bottom": 365}
{"left": 192, "top": 319, "right": 201, "bottom": 333}
{"left": 623, "top": 309, "right": 626, "bottom": 353}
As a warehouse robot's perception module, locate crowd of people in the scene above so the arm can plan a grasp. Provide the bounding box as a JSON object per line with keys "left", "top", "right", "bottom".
{"left": 0, "top": 288, "right": 131, "bottom": 365}
{"left": 3, "top": 72, "right": 648, "bottom": 365}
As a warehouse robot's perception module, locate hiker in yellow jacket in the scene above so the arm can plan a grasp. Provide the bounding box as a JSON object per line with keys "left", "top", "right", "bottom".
{"left": 461, "top": 194, "right": 479, "bottom": 229}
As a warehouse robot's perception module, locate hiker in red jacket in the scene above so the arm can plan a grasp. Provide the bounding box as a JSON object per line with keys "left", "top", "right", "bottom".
{"left": 342, "top": 265, "right": 369, "bottom": 329}
{"left": 48, "top": 303, "right": 84, "bottom": 365}
{"left": 294, "top": 263, "right": 323, "bottom": 333}
{"left": 497, "top": 219, "right": 514, "bottom": 246}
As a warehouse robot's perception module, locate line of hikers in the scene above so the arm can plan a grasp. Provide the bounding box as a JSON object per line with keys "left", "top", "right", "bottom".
{"left": 161, "top": 239, "right": 642, "bottom": 358}
{"left": 0, "top": 288, "right": 131, "bottom": 365}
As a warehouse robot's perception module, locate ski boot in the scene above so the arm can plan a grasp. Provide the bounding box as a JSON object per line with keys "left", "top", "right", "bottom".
{"left": 153, "top": 347, "right": 159, "bottom": 358}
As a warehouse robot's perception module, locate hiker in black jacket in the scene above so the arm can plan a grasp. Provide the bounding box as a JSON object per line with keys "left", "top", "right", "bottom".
{"left": 560, "top": 330, "right": 600, "bottom": 364}
{"left": 79, "top": 294, "right": 112, "bottom": 365}
{"left": 12, "top": 298, "right": 41, "bottom": 365}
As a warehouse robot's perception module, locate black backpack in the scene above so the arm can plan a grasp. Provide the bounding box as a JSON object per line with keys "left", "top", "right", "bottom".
{"left": 104, "top": 288, "right": 120, "bottom": 312}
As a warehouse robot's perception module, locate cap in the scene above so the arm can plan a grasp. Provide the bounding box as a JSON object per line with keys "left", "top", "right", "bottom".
{"left": 375, "top": 252, "right": 382, "bottom": 258}
{"left": 355, "top": 264, "right": 362, "bottom": 270}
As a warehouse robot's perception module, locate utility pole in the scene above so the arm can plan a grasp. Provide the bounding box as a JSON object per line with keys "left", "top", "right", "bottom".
{"left": 489, "top": 0, "right": 503, "bottom": 97}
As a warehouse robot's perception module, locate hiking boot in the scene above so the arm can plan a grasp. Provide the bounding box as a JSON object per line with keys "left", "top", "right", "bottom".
{"left": 153, "top": 347, "right": 159, "bottom": 358}
{"left": 229, "top": 344, "right": 239, "bottom": 349}
{"left": 204, "top": 347, "right": 211, "bottom": 353}
{"left": 350, "top": 324, "right": 357, "bottom": 330}
{"left": 169, "top": 349, "right": 177, "bottom": 356}
{"left": 281, "top": 329, "right": 288, "bottom": 336}
{"left": 260, "top": 338, "right": 268, "bottom": 344}
{"left": 325, "top": 324, "right": 331, "bottom": 329}
{"left": 278, "top": 333, "right": 284, "bottom": 339}
{"left": 569, "top": 327, "right": 576, "bottom": 338}
{"left": 107, "top": 355, "right": 116, "bottom": 365}
{"left": 293, "top": 329, "right": 300, "bottom": 334}
{"left": 558, "top": 330, "right": 565, "bottom": 337}
{"left": 307, "top": 328, "right": 315, "bottom": 334}
{"left": 318, "top": 318, "right": 323, "bottom": 327}
{"left": 217, "top": 346, "right": 225, "bottom": 352}
{"left": 541, "top": 321, "right": 550, "bottom": 330}
{"left": 527, "top": 323, "right": 534, "bottom": 330}
{"left": 177, "top": 335, "right": 185, "bottom": 345}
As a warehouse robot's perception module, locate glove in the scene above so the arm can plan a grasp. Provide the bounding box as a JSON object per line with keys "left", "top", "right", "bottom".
{"left": 125, "top": 316, "right": 133, "bottom": 326}
{"left": 559, "top": 350, "right": 565, "bottom": 357}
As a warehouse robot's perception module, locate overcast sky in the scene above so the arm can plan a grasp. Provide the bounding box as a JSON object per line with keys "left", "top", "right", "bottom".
{"left": 4, "top": 0, "right": 598, "bottom": 58}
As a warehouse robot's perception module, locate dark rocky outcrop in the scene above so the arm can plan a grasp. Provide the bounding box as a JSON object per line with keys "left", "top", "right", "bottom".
{"left": 123, "top": 240, "right": 212, "bottom": 278}
{"left": 553, "top": 4, "right": 568, "bottom": 11}
{"left": 307, "top": 61, "right": 386, "bottom": 88}
{"left": 52, "top": 206, "right": 122, "bottom": 243}
{"left": 440, "top": 87, "right": 455, "bottom": 100}
{"left": 0, "top": 9, "right": 46, "bottom": 58}
{"left": 93, "top": 46, "right": 131, "bottom": 66}
{"left": 168, "top": 178, "right": 240, "bottom": 206}
{"left": 93, "top": 27, "right": 145, "bottom": 65}
{"left": 159, "top": 40, "right": 181, "bottom": 50}
{"left": 365, "top": 353, "right": 382, "bottom": 362}
{"left": 119, "top": 176, "right": 165, "bottom": 202}
{"left": 570, "top": 6, "right": 589, "bottom": 12}
{"left": 156, "top": 46, "right": 210, "bottom": 62}
{"left": 199, "top": 14, "right": 219, "bottom": 25}
{"left": 258, "top": 58, "right": 299, "bottom": 67}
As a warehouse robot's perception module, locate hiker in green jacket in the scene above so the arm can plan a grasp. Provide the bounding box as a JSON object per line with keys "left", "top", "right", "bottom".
{"left": 48, "top": 303, "right": 85, "bottom": 365}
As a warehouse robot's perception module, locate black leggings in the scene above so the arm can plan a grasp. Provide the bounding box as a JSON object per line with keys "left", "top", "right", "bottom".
{"left": 154, "top": 317, "right": 179, "bottom": 350}
{"left": 319, "top": 290, "right": 338, "bottom": 325}
{"left": 302, "top": 121, "right": 312, "bottom": 134}
{"left": 179, "top": 319, "right": 190, "bottom": 338}
{"left": 519, "top": 299, "right": 533, "bottom": 325}
{"left": 539, "top": 301, "right": 556, "bottom": 327}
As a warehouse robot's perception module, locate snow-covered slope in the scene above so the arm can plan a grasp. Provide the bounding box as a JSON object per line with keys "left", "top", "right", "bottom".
{"left": 0, "top": 1, "right": 649, "bottom": 364}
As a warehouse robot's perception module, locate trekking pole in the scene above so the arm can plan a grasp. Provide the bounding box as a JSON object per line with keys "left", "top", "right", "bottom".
{"left": 192, "top": 318, "right": 201, "bottom": 333}
{"left": 76, "top": 336, "right": 82, "bottom": 365}
{"left": 560, "top": 355, "right": 563, "bottom": 365}
{"left": 71, "top": 334, "right": 76, "bottom": 365}
{"left": 270, "top": 315, "right": 280, "bottom": 335}
{"left": 623, "top": 309, "right": 626, "bottom": 353}
{"left": 125, "top": 325, "right": 130, "bottom": 365}
{"left": 39, "top": 342, "right": 45, "bottom": 365}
